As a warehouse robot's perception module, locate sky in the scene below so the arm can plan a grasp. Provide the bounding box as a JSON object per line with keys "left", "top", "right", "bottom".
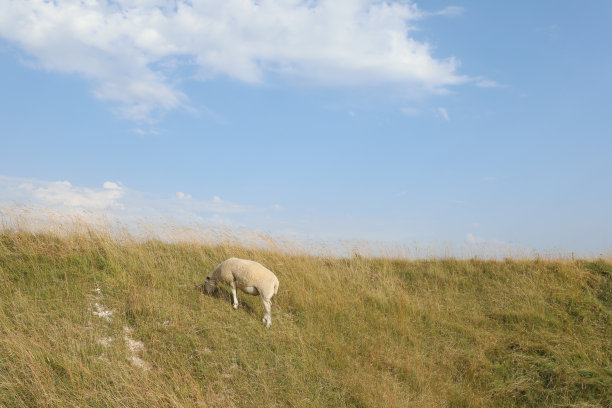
{"left": 0, "top": 0, "right": 611, "bottom": 256}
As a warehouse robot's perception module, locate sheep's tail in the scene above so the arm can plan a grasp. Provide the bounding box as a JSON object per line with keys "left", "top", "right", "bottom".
{"left": 274, "top": 280, "right": 279, "bottom": 296}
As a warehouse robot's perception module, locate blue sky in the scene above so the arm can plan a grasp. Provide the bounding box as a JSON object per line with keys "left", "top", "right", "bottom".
{"left": 0, "top": 0, "right": 611, "bottom": 256}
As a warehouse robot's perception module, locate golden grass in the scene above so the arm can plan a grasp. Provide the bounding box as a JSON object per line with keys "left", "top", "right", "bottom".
{"left": 0, "top": 214, "right": 610, "bottom": 407}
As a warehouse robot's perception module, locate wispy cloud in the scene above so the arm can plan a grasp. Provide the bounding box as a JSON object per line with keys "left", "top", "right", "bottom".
{"left": 433, "top": 6, "right": 466, "bottom": 18}
{"left": 0, "top": 0, "right": 470, "bottom": 120}
{"left": 474, "top": 77, "right": 506, "bottom": 88}
{"left": 131, "top": 128, "right": 162, "bottom": 136}
{"left": 438, "top": 107, "right": 450, "bottom": 121}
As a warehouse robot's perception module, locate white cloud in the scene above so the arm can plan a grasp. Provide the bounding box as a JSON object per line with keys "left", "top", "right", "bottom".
{"left": 438, "top": 107, "right": 450, "bottom": 120}
{"left": 32, "top": 180, "right": 124, "bottom": 209}
{"left": 176, "top": 192, "right": 192, "bottom": 200}
{"left": 103, "top": 181, "right": 121, "bottom": 189}
{"left": 0, "top": 0, "right": 470, "bottom": 120}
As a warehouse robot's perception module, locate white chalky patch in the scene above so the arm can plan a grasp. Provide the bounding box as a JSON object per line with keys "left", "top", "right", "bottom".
{"left": 128, "top": 355, "right": 151, "bottom": 370}
{"left": 123, "top": 326, "right": 149, "bottom": 370}
{"left": 97, "top": 337, "right": 113, "bottom": 347}
{"left": 92, "top": 302, "right": 114, "bottom": 321}
{"left": 88, "top": 288, "right": 149, "bottom": 370}
{"left": 87, "top": 287, "right": 120, "bottom": 364}
{"left": 125, "top": 336, "right": 144, "bottom": 353}
{"left": 88, "top": 288, "right": 103, "bottom": 301}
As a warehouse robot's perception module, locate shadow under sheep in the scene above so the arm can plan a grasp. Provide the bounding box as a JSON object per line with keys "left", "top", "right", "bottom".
{"left": 195, "top": 283, "right": 257, "bottom": 316}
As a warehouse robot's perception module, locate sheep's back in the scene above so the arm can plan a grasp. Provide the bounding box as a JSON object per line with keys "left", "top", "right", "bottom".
{"left": 225, "top": 258, "right": 278, "bottom": 290}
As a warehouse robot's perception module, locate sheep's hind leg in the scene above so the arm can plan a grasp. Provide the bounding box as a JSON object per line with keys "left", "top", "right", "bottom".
{"left": 261, "top": 296, "right": 272, "bottom": 328}
{"left": 230, "top": 282, "right": 239, "bottom": 309}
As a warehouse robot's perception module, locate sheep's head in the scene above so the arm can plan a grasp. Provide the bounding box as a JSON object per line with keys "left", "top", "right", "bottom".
{"left": 204, "top": 276, "right": 217, "bottom": 294}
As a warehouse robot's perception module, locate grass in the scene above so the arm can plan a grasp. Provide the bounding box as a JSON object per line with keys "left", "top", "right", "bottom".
{"left": 0, "top": 226, "right": 610, "bottom": 407}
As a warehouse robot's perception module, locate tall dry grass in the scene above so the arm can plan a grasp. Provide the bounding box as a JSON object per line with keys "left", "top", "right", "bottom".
{"left": 0, "top": 208, "right": 610, "bottom": 407}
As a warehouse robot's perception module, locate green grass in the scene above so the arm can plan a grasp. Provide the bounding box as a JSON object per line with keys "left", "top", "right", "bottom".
{"left": 0, "top": 229, "right": 610, "bottom": 407}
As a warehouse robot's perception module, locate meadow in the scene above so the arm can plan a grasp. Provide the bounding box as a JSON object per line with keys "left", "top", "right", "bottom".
{"left": 0, "top": 218, "right": 610, "bottom": 407}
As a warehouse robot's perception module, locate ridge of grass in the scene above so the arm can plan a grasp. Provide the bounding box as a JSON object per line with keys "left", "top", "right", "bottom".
{"left": 0, "top": 229, "right": 610, "bottom": 407}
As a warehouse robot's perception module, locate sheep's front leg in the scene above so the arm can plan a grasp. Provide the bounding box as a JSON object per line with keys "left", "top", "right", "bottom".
{"left": 230, "top": 282, "right": 239, "bottom": 309}
{"left": 261, "top": 296, "right": 272, "bottom": 328}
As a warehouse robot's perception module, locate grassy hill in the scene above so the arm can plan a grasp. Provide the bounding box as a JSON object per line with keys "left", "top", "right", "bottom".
{"left": 0, "top": 229, "right": 610, "bottom": 407}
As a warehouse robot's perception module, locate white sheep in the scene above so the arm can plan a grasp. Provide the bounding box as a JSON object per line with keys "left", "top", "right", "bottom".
{"left": 204, "top": 258, "right": 279, "bottom": 328}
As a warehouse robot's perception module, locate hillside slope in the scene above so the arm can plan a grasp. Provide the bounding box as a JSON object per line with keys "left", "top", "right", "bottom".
{"left": 0, "top": 230, "right": 610, "bottom": 407}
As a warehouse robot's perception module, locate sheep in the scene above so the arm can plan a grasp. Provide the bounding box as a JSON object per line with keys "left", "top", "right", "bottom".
{"left": 204, "top": 258, "right": 279, "bottom": 328}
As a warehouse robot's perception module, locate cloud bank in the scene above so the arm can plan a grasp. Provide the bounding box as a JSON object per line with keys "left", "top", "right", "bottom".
{"left": 1, "top": 174, "right": 532, "bottom": 259}
{"left": 0, "top": 175, "right": 274, "bottom": 227}
{"left": 0, "top": 0, "right": 469, "bottom": 120}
